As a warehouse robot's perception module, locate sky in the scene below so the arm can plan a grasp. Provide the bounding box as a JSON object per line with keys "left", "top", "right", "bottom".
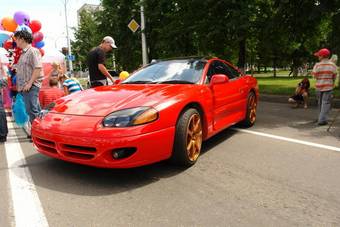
{"left": 0, "top": 0, "right": 100, "bottom": 51}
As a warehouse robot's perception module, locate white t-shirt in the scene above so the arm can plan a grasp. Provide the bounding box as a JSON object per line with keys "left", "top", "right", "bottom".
{"left": 0, "top": 64, "right": 8, "bottom": 79}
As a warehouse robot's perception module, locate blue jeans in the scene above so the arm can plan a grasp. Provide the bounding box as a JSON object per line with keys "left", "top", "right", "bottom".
{"left": 316, "top": 90, "right": 333, "bottom": 123}
{"left": 21, "top": 85, "right": 41, "bottom": 123}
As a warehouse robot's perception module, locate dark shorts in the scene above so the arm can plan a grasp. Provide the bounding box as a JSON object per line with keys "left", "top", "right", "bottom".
{"left": 90, "top": 80, "right": 107, "bottom": 88}
{"left": 290, "top": 94, "right": 304, "bottom": 102}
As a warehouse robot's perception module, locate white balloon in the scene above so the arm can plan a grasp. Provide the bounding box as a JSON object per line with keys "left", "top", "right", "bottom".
{"left": 16, "top": 24, "right": 32, "bottom": 34}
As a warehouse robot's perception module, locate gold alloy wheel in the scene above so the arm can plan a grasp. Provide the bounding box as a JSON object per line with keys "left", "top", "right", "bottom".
{"left": 186, "top": 113, "right": 202, "bottom": 162}
{"left": 249, "top": 95, "right": 257, "bottom": 124}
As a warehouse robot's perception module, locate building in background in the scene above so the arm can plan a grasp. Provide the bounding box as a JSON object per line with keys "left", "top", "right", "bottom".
{"left": 77, "top": 3, "right": 102, "bottom": 24}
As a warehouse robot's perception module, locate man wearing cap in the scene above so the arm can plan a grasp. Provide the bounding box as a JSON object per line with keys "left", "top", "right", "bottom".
{"left": 312, "top": 48, "right": 337, "bottom": 125}
{"left": 87, "top": 36, "right": 117, "bottom": 88}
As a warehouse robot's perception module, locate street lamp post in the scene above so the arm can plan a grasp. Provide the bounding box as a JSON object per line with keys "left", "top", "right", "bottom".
{"left": 140, "top": 2, "right": 148, "bottom": 66}
{"left": 54, "top": 34, "right": 66, "bottom": 49}
{"left": 63, "top": 0, "right": 73, "bottom": 73}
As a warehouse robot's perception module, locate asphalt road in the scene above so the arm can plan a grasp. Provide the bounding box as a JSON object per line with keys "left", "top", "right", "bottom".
{"left": 1, "top": 101, "right": 340, "bottom": 227}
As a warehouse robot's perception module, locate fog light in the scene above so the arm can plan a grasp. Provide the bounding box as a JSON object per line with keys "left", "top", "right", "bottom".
{"left": 112, "top": 147, "right": 137, "bottom": 160}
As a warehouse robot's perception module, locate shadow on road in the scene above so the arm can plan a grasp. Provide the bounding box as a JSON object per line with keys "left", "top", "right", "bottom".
{"left": 20, "top": 128, "right": 237, "bottom": 196}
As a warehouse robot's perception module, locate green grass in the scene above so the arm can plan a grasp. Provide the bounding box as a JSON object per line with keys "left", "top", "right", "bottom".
{"left": 255, "top": 74, "right": 340, "bottom": 97}
{"left": 78, "top": 78, "right": 89, "bottom": 88}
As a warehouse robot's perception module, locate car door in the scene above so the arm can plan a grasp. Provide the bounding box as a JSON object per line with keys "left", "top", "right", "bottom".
{"left": 208, "top": 60, "right": 245, "bottom": 131}
{"left": 222, "top": 61, "right": 248, "bottom": 118}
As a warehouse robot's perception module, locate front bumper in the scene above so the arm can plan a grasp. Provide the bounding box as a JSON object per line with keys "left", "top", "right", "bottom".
{"left": 32, "top": 124, "right": 175, "bottom": 168}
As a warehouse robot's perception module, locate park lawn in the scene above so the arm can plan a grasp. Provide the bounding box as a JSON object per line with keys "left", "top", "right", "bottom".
{"left": 255, "top": 76, "right": 340, "bottom": 97}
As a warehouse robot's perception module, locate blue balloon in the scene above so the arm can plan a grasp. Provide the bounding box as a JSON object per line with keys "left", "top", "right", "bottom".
{"left": 0, "top": 33, "right": 10, "bottom": 44}
{"left": 12, "top": 75, "right": 16, "bottom": 86}
{"left": 35, "top": 40, "right": 45, "bottom": 49}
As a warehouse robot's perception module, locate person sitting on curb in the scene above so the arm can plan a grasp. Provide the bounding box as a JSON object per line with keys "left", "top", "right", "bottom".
{"left": 288, "top": 77, "right": 310, "bottom": 109}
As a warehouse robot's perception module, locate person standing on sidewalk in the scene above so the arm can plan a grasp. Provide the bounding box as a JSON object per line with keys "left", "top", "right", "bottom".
{"left": 312, "top": 48, "right": 338, "bottom": 126}
{"left": 0, "top": 61, "right": 9, "bottom": 142}
{"left": 14, "top": 30, "right": 43, "bottom": 128}
{"left": 87, "top": 36, "right": 117, "bottom": 88}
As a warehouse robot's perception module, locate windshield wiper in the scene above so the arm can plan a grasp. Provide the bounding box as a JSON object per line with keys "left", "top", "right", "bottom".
{"left": 122, "top": 80, "right": 157, "bottom": 84}
{"left": 158, "top": 80, "right": 195, "bottom": 84}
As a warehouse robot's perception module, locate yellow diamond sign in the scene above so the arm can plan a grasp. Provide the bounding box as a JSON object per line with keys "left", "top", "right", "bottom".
{"left": 128, "top": 19, "right": 140, "bottom": 33}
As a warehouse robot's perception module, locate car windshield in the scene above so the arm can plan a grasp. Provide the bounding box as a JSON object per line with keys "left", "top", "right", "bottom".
{"left": 123, "top": 59, "right": 206, "bottom": 84}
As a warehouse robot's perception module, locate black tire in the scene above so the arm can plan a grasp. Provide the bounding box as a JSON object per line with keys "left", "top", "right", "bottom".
{"left": 239, "top": 92, "right": 257, "bottom": 127}
{"left": 170, "top": 108, "right": 203, "bottom": 167}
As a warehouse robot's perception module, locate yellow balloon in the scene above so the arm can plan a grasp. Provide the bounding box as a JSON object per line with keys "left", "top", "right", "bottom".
{"left": 1, "top": 17, "right": 18, "bottom": 32}
{"left": 119, "top": 71, "right": 129, "bottom": 80}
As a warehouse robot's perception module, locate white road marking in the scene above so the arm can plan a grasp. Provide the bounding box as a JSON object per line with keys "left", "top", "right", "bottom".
{"left": 235, "top": 128, "right": 340, "bottom": 152}
{"left": 4, "top": 117, "right": 49, "bottom": 227}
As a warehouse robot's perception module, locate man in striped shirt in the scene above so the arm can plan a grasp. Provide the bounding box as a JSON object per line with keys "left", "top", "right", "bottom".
{"left": 312, "top": 48, "right": 337, "bottom": 125}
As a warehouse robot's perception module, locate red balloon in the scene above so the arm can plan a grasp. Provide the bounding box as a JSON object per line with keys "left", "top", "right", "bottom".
{"left": 39, "top": 48, "right": 45, "bottom": 57}
{"left": 13, "top": 48, "right": 22, "bottom": 64}
{"left": 29, "top": 20, "right": 41, "bottom": 33}
{"left": 33, "top": 32, "right": 44, "bottom": 43}
{"left": 4, "top": 40, "right": 13, "bottom": 50}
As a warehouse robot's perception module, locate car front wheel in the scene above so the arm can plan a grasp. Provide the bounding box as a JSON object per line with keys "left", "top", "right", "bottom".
{"left": 171, "top": 108, "right": 203, "bottom": 167}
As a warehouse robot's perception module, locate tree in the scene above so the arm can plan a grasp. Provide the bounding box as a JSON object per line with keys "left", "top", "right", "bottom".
{"left": 72, "top": 10, "right": 101, "bottom": 71}
{"left": 72, "top": 0, "right": 340, "bottom": 75}
{"left": 98, "top": 0, "right": 143, "bottom": 71}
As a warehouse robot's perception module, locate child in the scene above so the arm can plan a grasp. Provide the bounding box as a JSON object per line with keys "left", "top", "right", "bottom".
{"left": 59, "top": 74, "right": 83, "bottom": 95}
{"left": 288, "top": 77, "right": 310, "bottom": 108}
{"left": 39, "top": 77, "right": 65, "bottom": 109}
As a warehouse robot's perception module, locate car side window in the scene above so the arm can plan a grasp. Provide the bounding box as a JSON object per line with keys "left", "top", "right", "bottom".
{"left": 206, "top": 61, "right": 226, "bottom": 83}
{"left": 205, "top": 60, "right": 240, "bottom": 83}
{"left": 222, "top": 62, "right": 240, "bottom": 79}
{"left": 213, "top": 61, "right": 229, "bottom": 76}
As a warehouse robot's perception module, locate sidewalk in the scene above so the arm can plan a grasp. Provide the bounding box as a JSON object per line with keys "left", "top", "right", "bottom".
{"left": 260, "top": 93, "right": 340, "bottom": 108}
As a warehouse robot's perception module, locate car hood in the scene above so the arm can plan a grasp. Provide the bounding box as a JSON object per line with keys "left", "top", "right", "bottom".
{"left": 51, "top": 84, "right": 194, "bottom": 116}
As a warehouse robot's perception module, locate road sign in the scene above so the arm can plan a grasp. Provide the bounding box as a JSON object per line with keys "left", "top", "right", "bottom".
{"left": 128, "top": 19, "right": 140, "bottom": 33}
{"left": 67, "top": 55, "right": 75, "bottom": 61}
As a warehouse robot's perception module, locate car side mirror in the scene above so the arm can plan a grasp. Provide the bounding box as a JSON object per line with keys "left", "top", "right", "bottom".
{"left": 210, "top": 74, "right": 229, "bottom": 85}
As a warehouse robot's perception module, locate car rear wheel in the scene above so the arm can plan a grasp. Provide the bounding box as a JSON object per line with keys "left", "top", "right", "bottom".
{"left": 170, "top": 108, "right": 203, "bottom": 167}
{"left": 239, "top": 92, "right": 257, "bottom": 127}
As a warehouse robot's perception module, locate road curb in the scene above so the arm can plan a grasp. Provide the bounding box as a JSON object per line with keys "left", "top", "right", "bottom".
{"left": 260, "top": 94, "right": 340, "bottom": 108}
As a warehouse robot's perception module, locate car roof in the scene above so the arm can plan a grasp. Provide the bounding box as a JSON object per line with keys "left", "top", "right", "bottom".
{"left": 149, "top": 56, "right": 216, "bottom": 64}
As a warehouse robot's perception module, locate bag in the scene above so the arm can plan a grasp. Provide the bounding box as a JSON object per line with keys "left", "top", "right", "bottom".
{"left": 13, "top": 93, "right": 28, "bottom": 127}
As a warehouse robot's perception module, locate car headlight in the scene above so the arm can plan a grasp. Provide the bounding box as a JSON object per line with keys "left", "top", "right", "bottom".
{"left": 102, "top": 107, "right": 158, "bottom": 127}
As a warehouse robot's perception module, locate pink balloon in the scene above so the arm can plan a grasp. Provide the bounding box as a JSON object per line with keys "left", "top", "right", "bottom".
{"left": 33, "top": 32, "right": 44, "bottom": 43}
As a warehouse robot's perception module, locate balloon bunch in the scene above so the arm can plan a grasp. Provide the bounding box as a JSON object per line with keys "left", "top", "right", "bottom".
{"left": 0, "top": 11, "right": 45, "bottom": 63}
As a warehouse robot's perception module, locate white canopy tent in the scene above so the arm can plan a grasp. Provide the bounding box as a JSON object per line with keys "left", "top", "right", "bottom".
{"left": 41, "top": 47, "right": 65, "bottom": 64}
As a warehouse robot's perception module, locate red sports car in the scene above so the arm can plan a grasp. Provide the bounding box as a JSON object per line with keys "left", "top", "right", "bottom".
{"left": 32, "top": 57, "right": 258, "bottom": 168}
